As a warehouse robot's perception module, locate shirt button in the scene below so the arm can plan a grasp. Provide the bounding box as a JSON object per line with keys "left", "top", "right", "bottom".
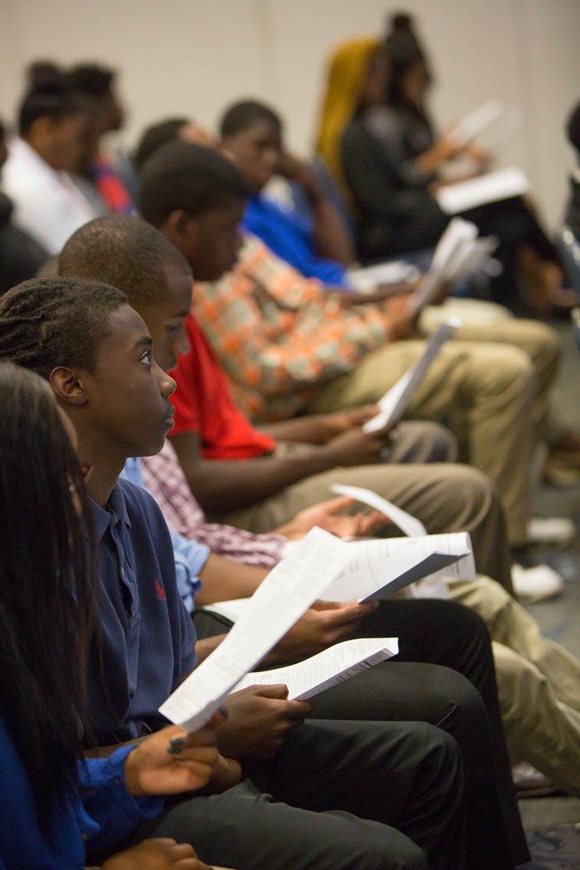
{"left": 121, "top": 567, "right": 125, "bottom": 576}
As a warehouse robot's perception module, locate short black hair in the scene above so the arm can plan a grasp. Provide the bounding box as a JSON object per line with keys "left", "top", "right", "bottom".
{"left": 139, "top": 141, "right": 250, "bottom": 228}
{"left": 68, "top": 63, "right": 116, "bottom": 98}
{"left": 18, "top": 82, "right": 86, "bottom": 135}
{"left": 219, "top": 99, "right": 282, "bottom": 138}
{"left": 0, "top": 277, "right": 127, "bottom": 378}
{"left": 26, "top": 60, "right": 64, "bottom": 90}
{"left": 133, "top": 117, "right": 190, "bottom": 172}
{"left": 59, "top": 215, "right": 191, "bottom": 307}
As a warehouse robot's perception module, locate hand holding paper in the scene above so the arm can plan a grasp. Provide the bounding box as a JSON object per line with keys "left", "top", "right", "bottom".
{"left": 160, "top": 527, "right": 350, "bottom": 732}
{"left": 234, "top": 637, "right": 399, "bottom": 700}
{"left": 359, "top": 321, "right": 459, "bottom": 434}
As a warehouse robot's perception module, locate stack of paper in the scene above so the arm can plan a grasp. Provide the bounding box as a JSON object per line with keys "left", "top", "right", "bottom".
{"left": 436, "top": 167, "right": 529, "bottom": 215}
{"left": 234, "top": 637, "right": 399, "bottom": 699}
{"left": 160, "top": 527, "right": 351, "bottom": 731}
{"left": 361, "top": 320, "right": 459, "bottom": 433}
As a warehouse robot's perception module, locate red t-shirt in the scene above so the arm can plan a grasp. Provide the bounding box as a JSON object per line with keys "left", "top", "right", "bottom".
{"left": 169, "top": 315, "right": 276, "bottom": 459}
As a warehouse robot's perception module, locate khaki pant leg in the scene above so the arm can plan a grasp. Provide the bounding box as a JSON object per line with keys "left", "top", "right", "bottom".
{"left": 430, "top": 319, "right": 560, "bottom": 437}
{"left": 493, "top": 641, "right": 580, "bottom": 795}
{"left": 448, "top": 576, "right": 580, "bottom": 714}
{"left": 307, "top": 340, "right": 536, "bottom": 545}
{"left": 221, "top": 454, "right": 513, "bottom": 593}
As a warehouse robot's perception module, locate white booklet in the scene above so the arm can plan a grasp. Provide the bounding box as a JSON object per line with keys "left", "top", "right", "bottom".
{"left": 321, "top": 533, "right": 473, "bottom": 603}
{"left": 160, "top": 527, "right": 351, "bottom": 731}
{"left": 233, "top": 637, "right": 399, "bottom": 699}
{"left": 361, "top": 320, "right": 459, "bottom": 433}
{"left": 436, "top": 167, "right": 529, "bottom": 215}
{"left": 411, "top": 218, "right": 479, "bottom": 312}
{"left": 449, "top": 100, "right": 505, "bottom": 148}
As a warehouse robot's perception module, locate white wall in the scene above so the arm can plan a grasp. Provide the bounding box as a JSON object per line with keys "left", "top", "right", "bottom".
{"left": 0, "top": 0, "right": 578, "bottom": 229}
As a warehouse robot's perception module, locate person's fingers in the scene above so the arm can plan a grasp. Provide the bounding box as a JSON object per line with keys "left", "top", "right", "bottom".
{"left": 169, "top": 843, "right": 197, "bottom": 858}
{"left": 251, "top": 683, "right": 289, "bottom": 700}
{"left": 319, "top": 495, "right": 354, "bottom": 514}
{"left": 282, "top": 699, "right": 313, "bottom": 720}
{"left": 176, "top": 746, "right": 220, "bottom": 766}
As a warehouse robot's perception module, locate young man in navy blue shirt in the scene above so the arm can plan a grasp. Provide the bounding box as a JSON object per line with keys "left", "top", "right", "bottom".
{"left": 0, "top": 275, "right": 475, "bottom": 869}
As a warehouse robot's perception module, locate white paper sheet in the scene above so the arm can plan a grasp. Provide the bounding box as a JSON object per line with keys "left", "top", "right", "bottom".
{"left": 449, "top": 100, "right": 505, "bottom": 148}
{"left": 411, "top": 218, "right": 478, "bottom": 312}
{"left": 233, "top": 637, "right": 399, "bottom": 699}
{"left": 331, "top": 483, "right": 426, "bottom": 537}
{"left": 361, "top": 321, "right": 459, "bottom": 433}
{"left": 436, "top": 167, "right": 529, "bottom": 215}
{"left": 159, "top": 527, "right": 350, "bottom": 731}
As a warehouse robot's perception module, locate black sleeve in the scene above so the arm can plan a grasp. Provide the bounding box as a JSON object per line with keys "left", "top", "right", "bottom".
{"left": 341, "top": 118, "right": 432, "bottom": 221}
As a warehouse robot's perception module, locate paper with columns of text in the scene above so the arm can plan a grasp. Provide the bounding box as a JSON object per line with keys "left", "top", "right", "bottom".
{"left": 234, "top": 637, "right": 399, "bottom": 699}
{"left": 159, "top": 527, "right": 351, "bottom": 732}
{"left": 361, "top": 321, "right": 459, "bottom": 434}
{"left": 321, "top": 534, "right": 472, "bottom": 602}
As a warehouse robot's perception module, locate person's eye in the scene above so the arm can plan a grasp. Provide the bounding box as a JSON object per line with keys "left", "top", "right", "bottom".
{"left": 165, "top": 323, "right": 180, "bottom": 334}
{"left": 140, "top": 350, "right": 153, "bottom": 366}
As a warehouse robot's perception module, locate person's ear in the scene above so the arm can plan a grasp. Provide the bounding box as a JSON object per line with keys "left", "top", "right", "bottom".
{"left": 162, "top": 209, "right": 198, "bottom": 254}
{"left": 49, "top": 366, "right": 90, "bottom": 407}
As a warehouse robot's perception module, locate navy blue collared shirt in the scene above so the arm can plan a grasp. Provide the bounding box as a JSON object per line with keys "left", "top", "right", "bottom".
{"left": 87, "top": 479, "right": 196, "bottom": 745}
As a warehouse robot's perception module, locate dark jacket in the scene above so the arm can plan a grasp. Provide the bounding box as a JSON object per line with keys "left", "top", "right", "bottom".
{"left": 0, "top": 191, "right": 47, "bottom": 294}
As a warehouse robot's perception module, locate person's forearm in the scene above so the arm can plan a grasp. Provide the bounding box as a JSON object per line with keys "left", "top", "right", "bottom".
{"left": 197, "top": 554, "right": 267, "bottom": 606}
{"left": 171, "top": 437, "right": 337, "bottom": 513}
{"left": 195, "top": 634, "right": 227, "bottom": 663}
{"left": 260, "top": 414, "right": 335, "bottom": 444}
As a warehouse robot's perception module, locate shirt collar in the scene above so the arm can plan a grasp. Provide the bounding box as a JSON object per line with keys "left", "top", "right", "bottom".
{"left": 87, "top": 481, "right": 132, "bottom": 543}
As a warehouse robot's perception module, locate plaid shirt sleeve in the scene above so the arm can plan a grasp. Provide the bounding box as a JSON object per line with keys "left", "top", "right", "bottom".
{"left": 193, "top": 235, "right": 391, "bottom": 421}
{"left": 140, "top": 441, "right": 286, "bottom": 570}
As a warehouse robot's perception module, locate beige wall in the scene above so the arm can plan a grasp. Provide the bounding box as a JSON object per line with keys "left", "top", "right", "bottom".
{"left": 0, "top": 0, "right": 578, "bottom": 230}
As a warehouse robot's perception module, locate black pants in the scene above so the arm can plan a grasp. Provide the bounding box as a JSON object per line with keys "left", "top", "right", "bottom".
{"left": 195, "top": 598, "right": 529, "bottom": 867}
{"left": 463, "top": 196, "right": 560, "bottom": 311}
{"left": 141, "top": 718, "right": 465, "bottom": 869}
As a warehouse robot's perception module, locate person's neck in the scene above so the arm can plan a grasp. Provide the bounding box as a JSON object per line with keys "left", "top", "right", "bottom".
{"left": 22, "top": 135, "right": 57, "bottom": 170}
{"left": 78, "top": 435, "right": 128, "bottom": 507}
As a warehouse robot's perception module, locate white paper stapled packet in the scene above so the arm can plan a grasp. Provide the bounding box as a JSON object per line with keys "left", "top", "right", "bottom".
{"left": 234, "top": 637, "right": 399, "bottom": 700}
{"left": 160, "top": 527, "right": 351, "bottom": 731}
